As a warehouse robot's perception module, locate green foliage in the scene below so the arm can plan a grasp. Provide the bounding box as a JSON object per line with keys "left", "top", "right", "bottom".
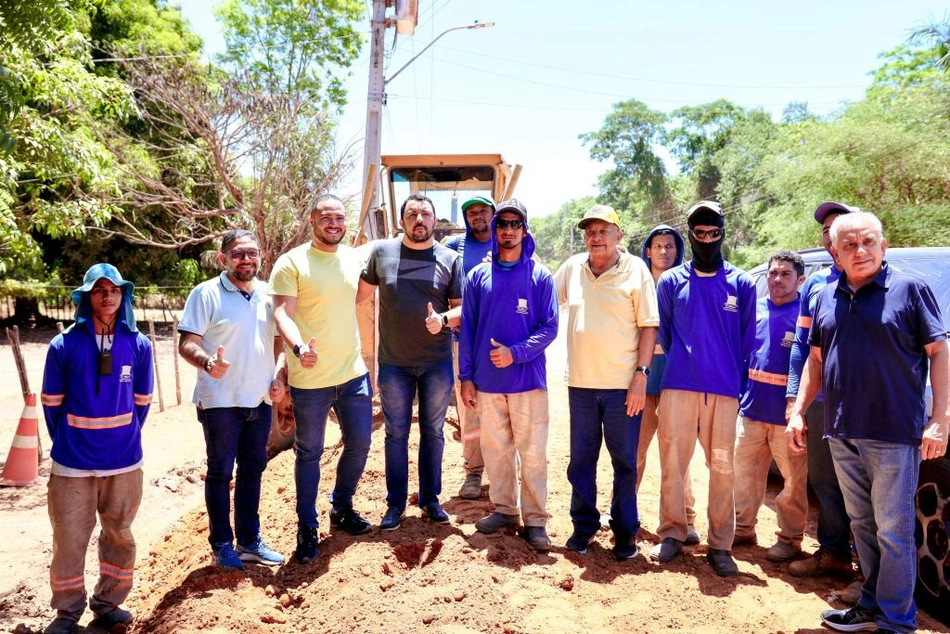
{"left": 214, "top": 0, "right": 363, "bottom": 112}
{"left": 529, "top": 197, "right": 597, "bottom": 271}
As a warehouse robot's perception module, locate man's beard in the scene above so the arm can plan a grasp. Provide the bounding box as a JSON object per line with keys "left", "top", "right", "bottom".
{"left": 230, "top": 267, "right": 259, "bottom": 282}
{"left": 406, "top": 224, "right": 433, "bottom": 243}
{"left": 315, "top": 230, "right": 344, "bottom": 246}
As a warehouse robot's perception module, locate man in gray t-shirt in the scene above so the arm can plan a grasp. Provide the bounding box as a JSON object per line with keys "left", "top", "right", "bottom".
{"left": 358, "top": 193, "right": 464, "bottom": 530}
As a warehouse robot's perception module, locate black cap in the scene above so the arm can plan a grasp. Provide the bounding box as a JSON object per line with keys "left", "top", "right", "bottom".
{"left": 686, "top": 200, "right": 724, "bottom": 229}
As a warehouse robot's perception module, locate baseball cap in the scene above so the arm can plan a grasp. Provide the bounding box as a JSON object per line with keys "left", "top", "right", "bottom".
{"left": 577, "top": 204, "right": 621, "bottom": 230}
{"left": 686, "top": 201, "right": 724, "bottom": 228}
{"left": 461, "top": 196, "right": 495, "bottom": 213}
{"left": 495, "top": 198, "right": 528, "bottom": 221}
{"left": 814, "top": 200, "right": 861, "bottom": 224}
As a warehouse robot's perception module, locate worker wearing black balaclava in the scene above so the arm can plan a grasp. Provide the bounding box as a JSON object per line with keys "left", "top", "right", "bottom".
{"left": 686, "top": 201, "right": 725, "bottom": 273}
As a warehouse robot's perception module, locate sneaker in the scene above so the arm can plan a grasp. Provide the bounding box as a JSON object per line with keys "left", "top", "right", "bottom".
{"left": 524, "top": 526, "right": 552, "bottom": 552}
{"left": 44, "top": 616, "right": 78, "bottom": 634}
{"left": 820, "top": 605, "right": 879, "bottom": 632}
{"left": 213, "top": 542, "right": 245, "bottom": 570}
{"left": 707, "top": 548, "right": 739, "bottom": 577}
{"left": 475, "top": 512, "right": 520, "bottom": 534}
{"left": 458, "top": 472, "right": 483, "bottom": 499}
{"left": 649, "top": 537, "right": 683, "bottom": 563}
{"left": 330, "top": 507, "right": 373, "bottom": 535}
{"left": 237, "top": 537, "right": 285, "bottom": 565}
{"left": 732, "top": 533, "right": 758, "bottom": 547}
{"left": 613, "top": 539, "right": 639, "bottom": 561}
{"left": 379, "top": 507, "right": 405, "bottom": 531}
{"left": 293, "top": 525, "right": 320, "bottom": 563}
{"left": 765, "top": 541, "right": 801, "bottom": 563}
{"left": 422, "top": 502, "right": 450, "bottom": 524}
{"left": 684, "top": 523, "right": 701, "bottom": 546}
{"left": 565, "top": 530, "right": 596, "bottom": 555}
{"left": 788, "top": 549, "right": 853, "bottom": 577}
{"left": 90, "top": 607, "right": 133, "bottom": 628}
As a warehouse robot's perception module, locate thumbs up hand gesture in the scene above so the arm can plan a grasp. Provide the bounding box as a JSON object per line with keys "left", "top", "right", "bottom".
{"left": 299, "top": 337, "right": 319, "bottom": 369}
{"left": 489, "top": 338, "right": 513, "bottom": 368}
{"left": 207, "top": 345, "right": 231, "bottom": 379}
{"left": 425, "top": 302, "right": 444, "bottom": 335}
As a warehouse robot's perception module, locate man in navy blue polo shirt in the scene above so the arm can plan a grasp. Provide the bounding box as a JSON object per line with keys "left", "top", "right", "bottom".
{"left": 789, "top": 211, "right": 948, "bottom": 634}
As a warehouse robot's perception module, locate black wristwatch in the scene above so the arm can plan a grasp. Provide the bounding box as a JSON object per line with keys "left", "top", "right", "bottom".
{"left": 293, "top": 343, "right": 303, "bottom": 358}
{"left": 441, "top": 313, "right": 449, "bottom": 326}
{"left": 635, "top": 365, "right": 651, "bottom": 377}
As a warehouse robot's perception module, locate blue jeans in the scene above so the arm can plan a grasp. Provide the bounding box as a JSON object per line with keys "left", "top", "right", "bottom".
{"left": 198, "top": 403, "right": 271, "bottom": 547}
{"left": 291, "top": 373, "right": 373, "bottom": 528}
{"left": 378, "top": 361, "right": 453, "bottom": 510}
{"left": 566, "top": 387, "right": 641, "bottom": 540}
{"left": 806, "top": 400, "right": 852, "bottom": 561}
{"left": 830, "top": 438, "right": 919, "bottom": 633}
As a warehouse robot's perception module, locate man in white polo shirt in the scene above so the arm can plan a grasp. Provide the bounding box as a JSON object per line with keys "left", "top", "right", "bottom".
{"left": 179, "top": 229, "right": 288, "bottom": 570}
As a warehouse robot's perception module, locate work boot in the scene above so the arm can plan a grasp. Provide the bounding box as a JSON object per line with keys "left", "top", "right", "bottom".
{"left": 44, "top": 616, "right": 78, "bottom": 634}
{"left": 91, "top": 607, "right": 133, "bottom": 629}
{"left": 649, "top": 537, "right": 683, "bottom": 563}
{"left": 458, "top": 472, "right": 483, "bottom": 500}
{"left": 524, "top": 526, "right": 552, "bottom": 552}
{"left": 684, "top": 523, "right": 701, "bottom": 546}
{"left": 475, "top": 512, "right": 520, "bottom": 534}
{"left": 707, "top": 549, "right": 739, "bottom": 577}
{"left": 788, "top": 548, "right": 852, "bottom": 577}
{"left": 765, "top": 541, "right": 801, "bottom": 563}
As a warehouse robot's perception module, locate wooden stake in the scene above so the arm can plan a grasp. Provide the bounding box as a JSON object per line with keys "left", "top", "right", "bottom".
{"left": 5, "top": 326, "right": 29, "bottom": 396}
{"left": 172, "top": 316, "right": 182, "bottom": 406}
{"left": 147, "top": 320, "right": 165, "bottom": 412}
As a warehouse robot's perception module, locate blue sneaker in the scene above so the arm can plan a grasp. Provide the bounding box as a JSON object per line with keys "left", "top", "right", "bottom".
{"left": 213, "top": 542, "right": 244, "bottom": 570}
{"left": 236, "top": 537, "right": 285, "bottom": 566}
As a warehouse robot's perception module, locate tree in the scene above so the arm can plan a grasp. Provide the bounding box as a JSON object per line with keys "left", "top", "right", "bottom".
{"left": 665, "top": 99, "right": 746, "bottom": 199}
{"left": 909, "top": 13, "right": 950, "bottom": 71}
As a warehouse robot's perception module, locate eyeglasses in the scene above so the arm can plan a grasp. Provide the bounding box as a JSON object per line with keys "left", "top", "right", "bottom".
{"left": 228, "top": 249, "right": 261, "bottom": 260}
{"left": 495, "top": 219, "right": 524, "bottom": 230}
{"left": 584, "top": 228, "right": 616, "bottom": 239}
{"left": 690, "top": 228, "right": 723, "bottom": 240}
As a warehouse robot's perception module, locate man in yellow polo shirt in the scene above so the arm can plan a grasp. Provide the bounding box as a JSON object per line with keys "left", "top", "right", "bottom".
{"left": 554, "top": 204, "right": 658, "bottom": 560}
{"left": 270, "top": 193, "right": 373, "bottom": 563}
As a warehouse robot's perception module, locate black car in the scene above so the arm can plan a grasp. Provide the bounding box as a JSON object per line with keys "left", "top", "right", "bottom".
{"left": 747, "top": 246, "right": 950, "bottom": 624}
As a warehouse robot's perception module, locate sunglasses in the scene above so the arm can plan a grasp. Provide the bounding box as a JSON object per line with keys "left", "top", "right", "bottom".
{"left": 228, "top": 249, "right": 261, "bottom": 260}
{"left": 690, "top": 228, "right": 723, "bottom": 240}
{"left": 495, "top": 219, "right": 524, "bottom": 230}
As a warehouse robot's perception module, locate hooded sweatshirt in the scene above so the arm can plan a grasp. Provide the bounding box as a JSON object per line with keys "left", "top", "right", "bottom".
{"left": 641, "top": 225, "right": 684, "bottom": 396}
{"left": 443, "top": 207, "right": 494, "bottom": 275}
{"left": 41, "top": 283, "right": 153, "bottom": 473}
{"left": 457, "top": 214, "right": 558, "bottom": 394}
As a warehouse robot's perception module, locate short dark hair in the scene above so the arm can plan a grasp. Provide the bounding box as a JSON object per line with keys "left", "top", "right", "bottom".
{"left": 312, "top": 193, "right": 344, "bottom": 212}
{"left": 221, "top": 229, "right": 257, "bottom": 252}
{"left": 400, "top": 193, "right": 435, "bottom": 217}
{"left": 768, "top": 249, "right": 805, "bottom": 277}
{"left": 646, "top": 228, "right": 676, "bottom": 249}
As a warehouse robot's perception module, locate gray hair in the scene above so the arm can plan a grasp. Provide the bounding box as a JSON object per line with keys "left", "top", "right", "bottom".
{"left": 829, "top": 211, "right": 884, "bottom": 245}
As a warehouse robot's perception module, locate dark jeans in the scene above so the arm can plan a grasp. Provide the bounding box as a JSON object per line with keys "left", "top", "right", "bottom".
{"left": 291, "top": 373, "right": 373, "bottom": 528}
{"left": 198, "top": 403, "right": 271, "bottom": 547}
{"left": 566, "top": 387, "right": 642, "bottom": 540}
{"left": 377, "top": 361, "right": 454, "bottom": 510}
{"left": 806, "top": 400, "right": 852, "bottom": 560}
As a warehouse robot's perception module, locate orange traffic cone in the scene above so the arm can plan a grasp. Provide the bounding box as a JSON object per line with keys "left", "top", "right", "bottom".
{"left": 0, "top": 393, "right": 41, "bottom": 486}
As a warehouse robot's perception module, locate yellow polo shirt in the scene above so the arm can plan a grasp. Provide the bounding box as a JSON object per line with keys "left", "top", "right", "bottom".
{"left": 554, "top": 251, "right": 659, "bottom": 390}
{"left": 269, "top": 243, "right": 367, "bottom": 390}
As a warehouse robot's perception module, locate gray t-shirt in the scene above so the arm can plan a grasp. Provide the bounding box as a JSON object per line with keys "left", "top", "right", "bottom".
{"left": 361, "top": 238, "right": 463, "bottom": 366}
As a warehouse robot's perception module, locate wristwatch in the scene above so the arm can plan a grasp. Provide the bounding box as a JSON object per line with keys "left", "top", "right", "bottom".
{"left": 293, "top": 343, "right": 304, "bottom": 358}
{"left": 441, "top": 313, "right": 449, "bottom": 326}
{"left": 635, "top": 365, "right": 651, "bottom": 377}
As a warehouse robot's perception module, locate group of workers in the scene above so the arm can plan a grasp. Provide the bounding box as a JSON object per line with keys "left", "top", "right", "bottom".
{"left": 38, "top": 192, "right": 947, "bottom": 634}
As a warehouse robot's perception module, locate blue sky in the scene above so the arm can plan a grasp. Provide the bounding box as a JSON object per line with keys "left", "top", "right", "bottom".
{"left": 179, "top": 0, "right": 947, "bottom": 217}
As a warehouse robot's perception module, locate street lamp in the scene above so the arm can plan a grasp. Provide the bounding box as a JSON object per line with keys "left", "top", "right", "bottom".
{"left": 359, "top": 7, "right": 494, "bottom": 240}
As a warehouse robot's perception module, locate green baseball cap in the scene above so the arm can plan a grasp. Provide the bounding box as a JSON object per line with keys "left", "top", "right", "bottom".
{"left": 461, "top": 196, "right": 496, "bottom": 213}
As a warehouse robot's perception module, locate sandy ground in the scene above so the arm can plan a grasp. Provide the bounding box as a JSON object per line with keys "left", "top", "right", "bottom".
{"left": 1, "top": 324, "right": 948, "bottom": 634}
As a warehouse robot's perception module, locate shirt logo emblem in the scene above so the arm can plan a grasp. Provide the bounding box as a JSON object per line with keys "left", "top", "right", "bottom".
{"left": 782, "top": 331, "right": 795, "bottom": 348}
{"left": 516, "top": 298, "right": 529, "bottom": 314}
{"left": 723, "top": 295, "right": 738, "bottom": 313}
{"left": 120, "top": 365, "right": 133, "bottom": 383}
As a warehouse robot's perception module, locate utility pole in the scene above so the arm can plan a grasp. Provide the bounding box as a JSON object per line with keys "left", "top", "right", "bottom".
{"left": 361, "top": 0, "right": 388, "bottom": 240}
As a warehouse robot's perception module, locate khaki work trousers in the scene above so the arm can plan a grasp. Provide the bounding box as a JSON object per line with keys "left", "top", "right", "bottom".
{"left": 734, "top": 416, "right": 808, "bottom": 547}
{"left": 636, "top": 393, "right": 697, "bottom": 524}
{"left": 47, "top": 470, "right": 143, "bottom": 620}
{"left": 452, "top": 341, "right": 484, "bottom": 476}
{"left": 657, "top": 389, "right": 738, "bottom": 550}
{"left": 476, "top": 390, "right": 549, "bottom": 527}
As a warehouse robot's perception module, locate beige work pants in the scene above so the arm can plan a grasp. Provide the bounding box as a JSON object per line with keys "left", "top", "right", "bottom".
{"left": 637, "top": 393, "right": 697, "bottom": 524}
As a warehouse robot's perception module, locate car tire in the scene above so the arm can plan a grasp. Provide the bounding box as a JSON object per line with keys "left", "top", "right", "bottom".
{"left": 915, "top": 456, "right": 950, "bottom": 625}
